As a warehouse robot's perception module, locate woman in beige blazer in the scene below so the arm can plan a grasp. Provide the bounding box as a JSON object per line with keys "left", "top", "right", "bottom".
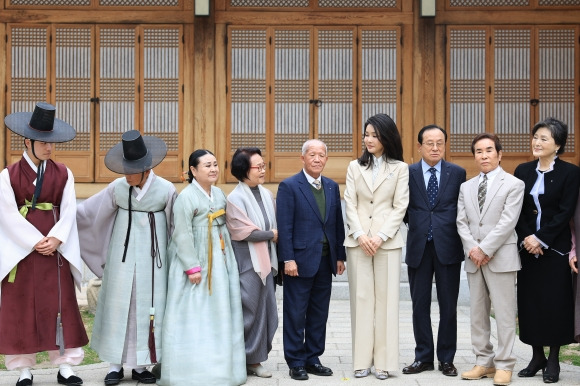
{"left": 344, "top": 113, "right": 409, "bottom": 380}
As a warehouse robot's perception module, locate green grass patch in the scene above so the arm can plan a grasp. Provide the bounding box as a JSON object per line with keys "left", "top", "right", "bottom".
{"left": 0, "top": 307, "right": 101, "bottom": 370}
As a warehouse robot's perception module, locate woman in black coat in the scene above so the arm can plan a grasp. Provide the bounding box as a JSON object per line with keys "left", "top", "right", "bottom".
{"left": 514, "top": 118, "right": 580, "bottom": 383}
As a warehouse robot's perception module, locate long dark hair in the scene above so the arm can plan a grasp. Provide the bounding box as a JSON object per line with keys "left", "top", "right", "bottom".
{"left": 358, "top": 113, "right": 403, "bottom": 168}
{"left": 187, "top": 149, "right": 214, "bottom": 183}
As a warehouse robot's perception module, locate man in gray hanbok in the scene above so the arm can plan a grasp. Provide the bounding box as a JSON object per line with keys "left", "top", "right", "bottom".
{"left": 77, "top": 131, "right": 176, "bottom": 385}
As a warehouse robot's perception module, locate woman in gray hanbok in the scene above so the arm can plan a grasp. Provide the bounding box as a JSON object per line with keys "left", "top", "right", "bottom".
{"left": 160, "top": 149, "right": 246, "bottom": 386}
{"left": 226, "top": 147, "right": 278, "bottom": 379}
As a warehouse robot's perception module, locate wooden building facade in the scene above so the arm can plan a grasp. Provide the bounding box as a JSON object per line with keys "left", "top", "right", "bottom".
{"left": 0, "top": 0, "right": 579, "bottom": 186}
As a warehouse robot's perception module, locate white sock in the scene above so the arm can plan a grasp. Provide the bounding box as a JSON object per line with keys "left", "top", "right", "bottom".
{"left": 108, "top": 364, "right": 123, "bottom": 374}
{"left": 59, "top": 364, "right": 75, "bottom": 378}
{"left": 133, "top": 367, "right": 146, "bottom": 374}
{"left": 18, "top": 368, "right": 32, "bottom": 381}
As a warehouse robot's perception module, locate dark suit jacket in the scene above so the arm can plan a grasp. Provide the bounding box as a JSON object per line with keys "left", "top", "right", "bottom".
{"left": 276, "top": 171, "right": 346, "bottom": 278}
{"left": 515, "top": 157, "right": 580, "bottom": 254}
{"left": 405, "top": 160, "right": 466, "bottom": 268}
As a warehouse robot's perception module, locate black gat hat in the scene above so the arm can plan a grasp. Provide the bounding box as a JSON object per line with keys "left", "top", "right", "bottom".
{"left": 4, "top": 102, "right": 76, "bottom": 143}
{"left": 104, "top": 130, "right": 167, "bottom": 174}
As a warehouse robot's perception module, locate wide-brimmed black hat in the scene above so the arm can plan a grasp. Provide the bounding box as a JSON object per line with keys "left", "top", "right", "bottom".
{"left": 4, "top": 102, "right": 76, "bottom": 143}
{"left": 104, "top": 130, "right": 167, "bottom": 174}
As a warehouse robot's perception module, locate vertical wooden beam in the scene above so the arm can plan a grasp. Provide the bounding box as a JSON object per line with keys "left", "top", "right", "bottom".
{"left": 434, "top": 24, "right": 446, "bottom": 130}
{"left": 215, "top": 22, "right": 227, "bottom": 181}
{"left": 192, "top": 8, "right": 216, "bottom": 170}
{"left": 183, "top": 22, "right": 195, "bottom": 167}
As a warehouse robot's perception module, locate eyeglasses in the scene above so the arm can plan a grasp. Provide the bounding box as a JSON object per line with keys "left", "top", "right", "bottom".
{"left": 422, "top": 142, "right": 445, "bottom": 149}
{"left": 250, "top": 164, "right": 266, "bottom": 172}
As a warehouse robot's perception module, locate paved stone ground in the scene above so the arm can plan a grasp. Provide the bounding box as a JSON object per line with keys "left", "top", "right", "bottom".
{"left": 1, "top": 295, "right": 579, "bottom": 385}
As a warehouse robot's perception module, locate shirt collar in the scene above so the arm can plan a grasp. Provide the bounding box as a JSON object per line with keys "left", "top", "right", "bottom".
{"left": 421, "top": 159, "right": 442, "bottom": 174}
{"left": 23, "top": 151, "right": 45, "bottom": 174}
{"left": 303, "top": 169, "right": 321, "bottom": 184}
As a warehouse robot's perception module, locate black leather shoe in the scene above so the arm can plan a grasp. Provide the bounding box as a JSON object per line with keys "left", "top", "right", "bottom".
{"left": 305, "top": 363, "right": 333, "bottom": 376}
{"left": 403, "top": 361, "right": 435, "bottom": 374}
{"left": 543, "top": 364, "right": 560, "bottom": 383}
{"left": 57, "top": 371, "right": 83, "bottom": 386}
{"left": 439, "top": 362, "right": 458, "bottom": 376}
{"left": 104, "top": 368, "right": 124, "bottom": 385}
{"left": 518, "top": 359, "right": 547, "bottom": 377}
{"left": 289, "top": 366, "right": 309, "bottom": 380}
{"left": 132, "top": 369, "right": 156, "bottom": 384}
{"left": 16, "top": 375, "right": 33, "bottom": 386}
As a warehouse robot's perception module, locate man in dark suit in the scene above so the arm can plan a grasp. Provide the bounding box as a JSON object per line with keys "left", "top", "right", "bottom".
{"left": 276, "top": 139, "right": 346, "bottom": 381}
{"left": 403, "top": 125, "right": 466, "bottom": 377}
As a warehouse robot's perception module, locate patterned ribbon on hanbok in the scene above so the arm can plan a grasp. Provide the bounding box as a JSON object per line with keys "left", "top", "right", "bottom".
{"left": 8, "top": 199, "right": 54, "bottom": 283}
{"left": 207, "top": 208, "right": 226, "bottom": 295}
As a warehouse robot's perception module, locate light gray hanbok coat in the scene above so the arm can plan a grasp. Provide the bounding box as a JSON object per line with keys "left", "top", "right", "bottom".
{"left": 77, "top": 174, "right": 176, "bottom": 366}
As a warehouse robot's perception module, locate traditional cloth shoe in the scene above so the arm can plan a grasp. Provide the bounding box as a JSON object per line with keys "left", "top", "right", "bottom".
{"left": 104, "top": 368, "right": 124, "bottom": 386}
{"left": 57, "top": 371, "right": 82, "bottom": 386}
{"left": 246, "top": 364, "right": 272, "bottom": 378}
{"left": 15, "top": 374, "right": 33, "bottom": 386}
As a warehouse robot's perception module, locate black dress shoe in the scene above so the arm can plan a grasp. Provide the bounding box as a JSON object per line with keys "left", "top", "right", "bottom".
{"left": 104, "top": 368, "right": 124, "bottom": 385}
{"left": 132, "top": 369, "right": 156, "bottom": 384}
{"left": 57, "top": 371, "right": 83, "bottom": 386}
{"left": 439, "top": 362, "right": 458, "bottom": 376}
{"left": 16, "top": 375, "right": 33, "bottom": 386}
{"left": 289, "top": 366, "right": 309, "bottom": 380}
{"left": 518, "top": 359, "right": 547, "bottom": 377}
{"left": 305, "top": 363, "right": 333, "bottom": 376}
{"left": 402, "top": 361, "right": 435, "bottom": 374}
{"left": 543, "top": 364, "right": 560, "bottom": 383}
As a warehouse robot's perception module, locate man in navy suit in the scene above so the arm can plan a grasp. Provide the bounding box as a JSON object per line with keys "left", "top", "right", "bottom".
{"left": 403, "top": 125, "right": 466, "bottom": 377}
{"left": 276, "top": 139, "right": 346, "bottom": 381}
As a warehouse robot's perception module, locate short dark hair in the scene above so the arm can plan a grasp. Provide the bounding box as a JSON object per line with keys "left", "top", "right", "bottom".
{"left": 471, "top": 133, "right": 502, "bottom": 155}
{"left": 231, "top": 147, "right": 262, "bottom": 182}
{"left": 532, "top": 117, "right": 567, "bottom": 155}
{"left": 187, "top": 149, "right": 214, "bottom": 183}
{"left": 418, "top": 124, "right": 447, "bottom": 144}
{"left": 359, "top": 113, "right": 403, "bottom": 168}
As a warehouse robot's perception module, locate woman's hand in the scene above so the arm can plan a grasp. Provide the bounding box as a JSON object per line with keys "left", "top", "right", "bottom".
{"left": 523, "top": 235, "right": 543, "bottom": 255}
{"left": 188, "top": 272, "right": 202, "bottom": 285}
{"left": 271, "top": 229, "right": 278, "bottom": 243}
{"left": 570, "top": 255, "right": 578, "bottom": 274}
{"left": 357, "top": 234, "right": 383, "bottom": 256}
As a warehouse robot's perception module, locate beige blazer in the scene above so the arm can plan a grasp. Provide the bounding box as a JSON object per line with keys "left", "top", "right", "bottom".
{"left": 343, "top": 158, "right": 409, "bottom": 250}
{"left": 456, "top": 167, "right": 525, "bottom": 273}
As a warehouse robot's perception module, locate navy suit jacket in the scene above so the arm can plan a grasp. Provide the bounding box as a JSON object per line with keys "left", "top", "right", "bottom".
{"left": 276, "top": 171, "right": 346, "bottom": 278}
{"left": 405, "top": 160, "right": 466, "bottom": 268}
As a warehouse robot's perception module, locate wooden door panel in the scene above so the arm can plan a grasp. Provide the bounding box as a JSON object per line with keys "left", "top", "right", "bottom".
{"left": 53, "top": 25, "right": 94, "bottom": 182}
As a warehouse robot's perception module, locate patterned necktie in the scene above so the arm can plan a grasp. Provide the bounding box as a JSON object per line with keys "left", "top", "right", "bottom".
{"left": 426, "top": 167, "right": 438, "bottom": 241}
{"left": 313, "top": 179, "right": 321, "bottom": 190}
{"left": 478, "top": 174, "right": 487, "bottom": 212}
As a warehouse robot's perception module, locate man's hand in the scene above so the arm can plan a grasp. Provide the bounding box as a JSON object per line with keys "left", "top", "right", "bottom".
{"left": 285, "top": 260, "right": 299, "bottom": 276}
{"left": 34, "top": 236, "right": 62, "bottom": 256}
{"left": 469, "top": 246, "right": 490, "bottom": 268}
{"left": 337, "top": 260, "right": 345, "bottom": 275}
{"left": 271, "top": 229, "right": 278, "bottom": 243}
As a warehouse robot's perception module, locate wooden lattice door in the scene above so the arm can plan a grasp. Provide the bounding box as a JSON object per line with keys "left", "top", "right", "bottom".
{"left": 227, "top": 25, "right": 401, "bottom": 183}
{"left": 96, "top": 25, "right": 182, "bottom": 182}
{"left": 447, "top": 25, "right": 579, "bottom": 175}
{"left": 6, "top": 24, "right": 94, "bottom": 182}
